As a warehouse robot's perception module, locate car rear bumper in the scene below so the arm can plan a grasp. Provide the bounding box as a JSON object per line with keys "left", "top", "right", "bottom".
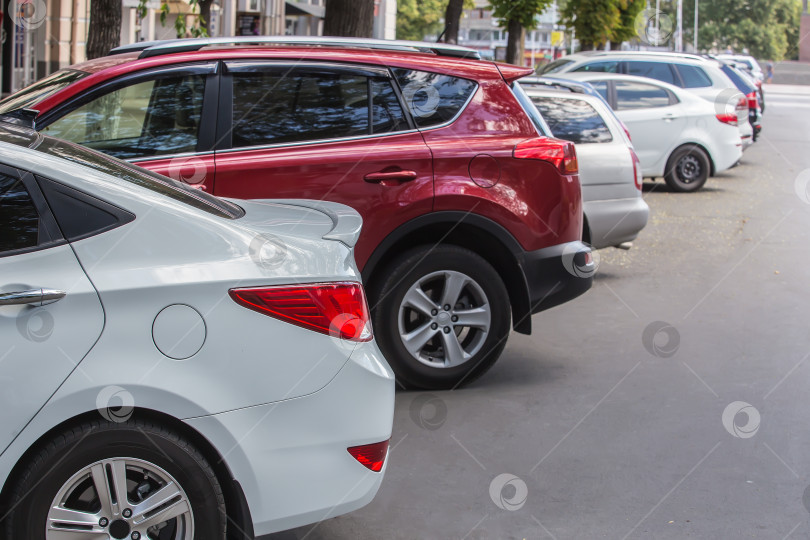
{"left": 519, "top": 241, "right": 594, "bottom": 315}
{"left": 184, "top": 340, "right": 395, "bottom": 536}
{"left": 584, "top": 196, "right": 650, "bottom": 249}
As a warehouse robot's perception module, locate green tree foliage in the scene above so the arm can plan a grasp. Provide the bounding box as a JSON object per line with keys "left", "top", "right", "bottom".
{"left": 137, "top": 0, "right": 209, "bottom": 39}
{"left": 397, "top": 0, "right": 448, "bottom": 41}
{"left": 396, "top": 0, "right": 474, "bottom": 41}
{"left": 682, "top": 0, "right": 801, "bottom": 60}
{"left": 612, "top": 0, "right": 647, "bottom": 44}
{"left": 489, "top": 0, "right": 554, "bottom": 63}
{"left": 560, "top": 0, "right": 617, "bottom": 50}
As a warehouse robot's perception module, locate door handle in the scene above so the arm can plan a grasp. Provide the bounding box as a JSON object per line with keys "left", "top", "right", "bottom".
{"left": 363, "top": 170, "right": 418, "bottom": 183}
{"left": 661, "top": 114, "right": 678, "bottom": 121}
{"left": 0, "top": 288, "right": 66, "bottom": 306}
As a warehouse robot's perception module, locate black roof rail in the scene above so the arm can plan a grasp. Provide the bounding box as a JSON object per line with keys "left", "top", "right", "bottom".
{"left": 109, "top": 36, "right": 481, "bottom": 60}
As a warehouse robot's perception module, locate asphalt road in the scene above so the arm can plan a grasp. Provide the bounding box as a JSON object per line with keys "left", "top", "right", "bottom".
{"left": 268, "top": 83, "right": 810, "bottom": 540}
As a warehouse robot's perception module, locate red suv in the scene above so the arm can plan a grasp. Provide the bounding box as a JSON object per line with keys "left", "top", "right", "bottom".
{"left": 1, "top": 37, "right": 593, "bottom": 389}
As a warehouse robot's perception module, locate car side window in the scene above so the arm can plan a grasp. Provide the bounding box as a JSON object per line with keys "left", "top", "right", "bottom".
{"left": 572, "top": 61, "right": 619, "bottom": 73}
{"left": 675, "top": 64, "right": 712, "bottom": 88}
{"left": 615, "top": 81, "right": 672, "bottom": 110}
{"left": 625, "top": 61, "right": 677, "bottom": 85}
{"left": 530, "top": 97, "right": 612, "bottom": 144}
{"left": 370, "top": 78, "right": 409, "bottom": 134}
{"left": 392, "top": 68, "right": 477, "bottom": 128}
{"left": 231, "top": 71, "right": 405, "bottom": 147}
{"left": 42, "top": 75, "right": 206, "bottom": 160}
{"left": 0, "top": 173, "right": 39, "bottom": 253}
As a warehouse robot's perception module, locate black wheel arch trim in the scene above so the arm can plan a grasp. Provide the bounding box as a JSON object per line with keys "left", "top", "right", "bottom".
{"left": 361, "top": 211, "right": 534, "bottom": 334}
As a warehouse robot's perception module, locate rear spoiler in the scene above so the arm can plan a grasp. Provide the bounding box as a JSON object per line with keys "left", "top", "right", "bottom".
{"left": 259, "top": 199, "right": 363, "bottom": 248}
{"left": 494, "top": 63, "right": 535, "bottom": 84}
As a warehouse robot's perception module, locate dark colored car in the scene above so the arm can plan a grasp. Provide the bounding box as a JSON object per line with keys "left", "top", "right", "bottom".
{"left": 0, "top": 37, "right": 593, "bottom": 389}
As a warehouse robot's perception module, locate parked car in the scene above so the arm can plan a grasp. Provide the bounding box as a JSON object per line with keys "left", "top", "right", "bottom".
{"left": 520, "top": 83, "right": 649, "bottom": 248}
{"left": 557, "top": 73, "right": 743, "bottom": 192}
{"left": 0, "top": 37, "right": 593, "bottom": 389}
{"left": 0, "top": 122, "right": 394, "bottom": 537}
{"left": 539, "top": 51, "right": 755, "bottom": 148}
{"left": 712, "top": 59, "right": 762, "bottom": 140}
{"left": 716, "top": 54, "right": 765, "bottom": 82}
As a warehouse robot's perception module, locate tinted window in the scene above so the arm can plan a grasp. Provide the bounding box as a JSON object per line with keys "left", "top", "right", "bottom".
{"left": 42, "top": 74, "right": 206, "bottom": 160}
{"left": 232, "top": 71, "right": 373, "bottom": 147}
{"left": 371, "top": 79, "right": 408, "bottom": 134}
{"left": 719, "top": 65, "right": 756, "bottom": 94}
{"left": 0, "top": 173, "right": 39, "bottom": 253}
{"left": 573, "top": 61, "right": 619, "bottom": 73}
{"left": 538, "top": 58, "right": 573, "bottom": 75}
{"left": 393, "top": 69, "right": 477, "bottom": 128}
{"left": 615, "top": 81, "right": 671, "bottom": 109}
{"left": 625, "top": 61, "right": 677, "bottom": 85}
{"left": 531, "top": 97, "right": 612, "bottom": 144}
{"left": 0, "top": 69, "right": 87, "bottom": 114}
{"left": 675, "top": 64, "right": 712, "bottom": 88}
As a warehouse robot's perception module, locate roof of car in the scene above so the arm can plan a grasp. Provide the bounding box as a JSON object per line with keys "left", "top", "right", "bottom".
{"left": 561, "top": 50, "right": 710, "bottom": 64}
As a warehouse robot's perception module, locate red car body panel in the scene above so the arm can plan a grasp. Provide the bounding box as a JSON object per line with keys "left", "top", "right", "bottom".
{"left": 14, "top": 43, "right": 591, "bottom": 332}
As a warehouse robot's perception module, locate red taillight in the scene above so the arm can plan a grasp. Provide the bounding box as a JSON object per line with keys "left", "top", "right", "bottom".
{"left": 348, "top": 439, "right": 389, "bottom": 472}
{"left": 735, "top": 95, "right": 748, "bottom": 111}
{"left": 620, "top": 120, "right": 632, "bottom": 142}
{"left": 716, "top": 112, "right": 738, "bottom": 126}
{"left": 514, "top": 137, "right": 578, "bottom": 174}
{"left": 229, "top": 282, "right": 372, "bottom": 342}
{"left": 630, "top": 148, "right": 642, "bottom": 190}
{"left": 746, "top": 91, "right": 758, "bottom": 109}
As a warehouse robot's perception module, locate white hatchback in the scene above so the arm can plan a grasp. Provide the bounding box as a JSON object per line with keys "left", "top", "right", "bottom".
{"left": 0, "top": 124, "right": 394, "bottom": 538}
{"left": 540, "top": 51, "right": 754, "bottom": 148}
{"left": 521, "top": 84, "right": 649, "bottom": 249}
{"left": 558, "top": 73, "right": 743, "bottom": 192}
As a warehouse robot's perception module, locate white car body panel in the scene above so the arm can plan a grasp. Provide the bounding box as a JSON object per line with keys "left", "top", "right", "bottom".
{"left": 523, "top": 88, "right": 649, "bottom": 249}
{"left": 0, "top": 136, "right": 395, "bottom": 534}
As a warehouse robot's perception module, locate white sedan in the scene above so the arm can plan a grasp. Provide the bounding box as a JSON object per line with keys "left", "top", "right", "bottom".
{"left": 558, "top": 73, "right": 743, "bottom": 192}
{"left": 522, "top": 83, "right": 649, "bottom": 249}
{"left": 0, "top": 123, "right": 394, "bottom": 538}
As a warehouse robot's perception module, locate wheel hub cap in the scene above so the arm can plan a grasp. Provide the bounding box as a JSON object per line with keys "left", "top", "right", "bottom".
{"left": 398, "top": 270, "right": 492, "bottom": 369}
{"left": 109, "top": 519, "right": 130, "bottom": 539}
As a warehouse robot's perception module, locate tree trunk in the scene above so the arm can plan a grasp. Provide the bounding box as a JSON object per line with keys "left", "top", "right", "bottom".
{"left": 86, "top": 0, "right": 121, "bottom": 59}
{"left": 505, "top": 19, "right": 525, "bottom": 65}
{"left": 323, "top": 0, "right": 374, "bottom": 38}
{"left": 199, "top": 0, "right": 213, "bottom": 33}
{"left": 443, "top": 0, "right": 465, "bottom": 44}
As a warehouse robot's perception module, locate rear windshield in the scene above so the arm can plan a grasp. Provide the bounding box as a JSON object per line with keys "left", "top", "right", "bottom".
{"left": 538, "top": 58, "right": 573, "bottom": 75}
{"left": 0, "top": 124, "right": 243, "bottom": 219}
{"left": 530, "top": 96, "right": 613, "bottom": 144}
{"left": 0, "top": 70, "right": 87, "bottom": 114}
{"left": 720, "top": 65, "right": 755, "bottom": 94}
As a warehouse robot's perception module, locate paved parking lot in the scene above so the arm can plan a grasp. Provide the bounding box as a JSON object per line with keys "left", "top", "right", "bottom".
{"left": 269, "top": 84, "right": 810, "bottom": 540}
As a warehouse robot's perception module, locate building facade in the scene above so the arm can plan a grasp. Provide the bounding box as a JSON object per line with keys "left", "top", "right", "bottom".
{"left": 2, "top": 0, "right": 397, "bottom": 95}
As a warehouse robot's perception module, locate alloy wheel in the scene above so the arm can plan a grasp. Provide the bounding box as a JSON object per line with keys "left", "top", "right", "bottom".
{"left": 398, "top": 270, "right": 491, "bottom": 368}
{"left": 46, "top": 457, "right": 193, "bottom": 540}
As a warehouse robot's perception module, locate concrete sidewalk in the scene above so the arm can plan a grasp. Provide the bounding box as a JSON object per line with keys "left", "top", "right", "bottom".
{"left": 771, "top": 60, "right": 810, "bottom": 85}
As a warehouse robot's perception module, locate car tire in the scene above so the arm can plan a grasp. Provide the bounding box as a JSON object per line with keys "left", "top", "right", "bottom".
{"left": 3, "top": 418, "right": 226, "bottom": 540}
{"left": 371, "top": 245, "right": 511, "bottom": 390}
{"left": 664, "top": 145, "right": 710, "bottom": 192}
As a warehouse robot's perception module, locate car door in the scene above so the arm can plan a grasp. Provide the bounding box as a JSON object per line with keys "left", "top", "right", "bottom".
{"left": 0, "top": 166, "right": 104, "bottom": 453}
{"left": 214, "top": 61, "right": 434, "bottom": 268}
{"left": 612, "top": 80, "right": 686, "bottom": 175}
{"left": 39, "top": 63, "right": 219, "bottom": 193}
